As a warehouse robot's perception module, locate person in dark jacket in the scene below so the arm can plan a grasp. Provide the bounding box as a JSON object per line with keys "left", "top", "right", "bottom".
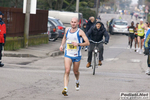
{"left": 0, "top": 11, "right": 6, "bottom": 67}
{"left": 86, "top": 21, "right": 109, "bottom": 68}
{"left": 85, "top": 16, "right": 95, "bottom": 33}
{"left": 85, "top": 16, "right": 95, "bottom": 51}
{"left": 81, "top": 23, "right": 87, "bottom": 50}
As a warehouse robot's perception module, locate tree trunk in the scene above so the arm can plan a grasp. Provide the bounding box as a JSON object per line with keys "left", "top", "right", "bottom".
{"left": 47, "top": 0, "right": 53, "bottom": 9}
{"left": 58, "top": 0, "right": 64, "bottom": 10}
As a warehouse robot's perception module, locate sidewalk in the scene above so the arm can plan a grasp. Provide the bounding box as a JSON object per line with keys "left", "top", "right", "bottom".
{"left": 4, "top": 38, "right": 63, "bottom": 58}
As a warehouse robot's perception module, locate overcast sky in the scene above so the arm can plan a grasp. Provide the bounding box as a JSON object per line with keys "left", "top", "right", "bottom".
{"left": 132, "top": 0, "right": 138, "bottom": 4}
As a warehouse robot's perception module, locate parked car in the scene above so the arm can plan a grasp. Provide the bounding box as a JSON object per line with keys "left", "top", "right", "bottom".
{"left": 48, "top": 10, "right": 83, "bottom": 28}
{"left": 48, "top": 17, "right": 65, "bottom": 38}
{"left": 83, "top": 18, "right": 88, "bottom": 24}
{"left": 47, "top": 20, "right": 59, "bottom": 41}
{"left": 138, "top": 12, "right": 146, "bottom": 19}
{"left": 109, "top": 19, "right": 128, "bottom": 35}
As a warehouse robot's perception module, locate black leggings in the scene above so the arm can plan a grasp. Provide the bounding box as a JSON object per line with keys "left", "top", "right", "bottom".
{"left": 147, "top": 55, "right": 150, "bottom": 67}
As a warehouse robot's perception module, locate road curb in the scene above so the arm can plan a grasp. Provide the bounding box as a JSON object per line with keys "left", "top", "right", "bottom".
{"left": 49, "top": 51, "right": 64, "bottom": 57}
{"left": 4, "top": 53, "right": 38, "bottom": 58}
{"left": 3, "top": 51, "right": 64, "bottom": 58}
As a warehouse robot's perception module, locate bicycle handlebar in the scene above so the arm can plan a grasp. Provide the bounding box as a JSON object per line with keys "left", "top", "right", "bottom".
{"left": 89, "top": 40, "right": 104, "bottom": 44}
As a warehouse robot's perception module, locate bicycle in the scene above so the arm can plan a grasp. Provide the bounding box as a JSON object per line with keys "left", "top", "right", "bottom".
{"left": 89, "top": 40, "right": 104, "bottom": 75}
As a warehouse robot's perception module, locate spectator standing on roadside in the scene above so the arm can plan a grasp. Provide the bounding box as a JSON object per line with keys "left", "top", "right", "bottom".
{"left": 130, "top": 12, "right": 134, "bottom": 19}
{"left": 0, "top": 11, "right": 6, "bottom": 67}
{"left": 81, "top": 23, "right": 87, "bottom": 49}
{"left": 85, "top": 16, "right": 95, "bottom": 51}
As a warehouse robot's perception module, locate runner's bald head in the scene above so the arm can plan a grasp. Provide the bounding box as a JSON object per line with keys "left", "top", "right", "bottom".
{"left": 71, "top": 17, "right": 78, "bottom": 22}
{"left": 70, "top": 17, "right": 79, "bottom": 29}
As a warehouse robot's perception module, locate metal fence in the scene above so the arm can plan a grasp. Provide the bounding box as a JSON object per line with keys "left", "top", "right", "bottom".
{"left": 0, "top": 7, "right": 48, "bottom": 37}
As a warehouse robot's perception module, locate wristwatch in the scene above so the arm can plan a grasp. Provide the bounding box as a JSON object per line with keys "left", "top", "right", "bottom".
{"left": 78, "top": 43, "right": 80, "bottom": 46}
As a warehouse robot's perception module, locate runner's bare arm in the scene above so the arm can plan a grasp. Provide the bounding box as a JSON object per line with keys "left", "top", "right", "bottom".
{"left": 59, "top": 28, "right": 69, "bottom": 51}
{"left": 72, "top": 30, "right": 89, "bottom": 46}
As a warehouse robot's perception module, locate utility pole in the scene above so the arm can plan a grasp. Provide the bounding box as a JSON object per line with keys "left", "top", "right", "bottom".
{"left": 75, "top": 0, "right": 79, "bottom": 13}
{"left": 96, "top": 0, "right": 100, "bottom": 18}
{"left": 24, "top": 0, "right": 31, "bottom": 48}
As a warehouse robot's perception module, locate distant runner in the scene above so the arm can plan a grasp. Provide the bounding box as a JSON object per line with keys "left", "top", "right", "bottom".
{"left": 134, "top": 23, "right": 139, "bottom": 52}
{"left": 128, "top": 21, "right": 135, "bottom": 51}
{"left": 137, "top": 19, "right": 145, "bottom": 54}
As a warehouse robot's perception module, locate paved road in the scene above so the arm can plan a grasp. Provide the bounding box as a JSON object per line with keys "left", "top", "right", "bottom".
{"left": 1, "top": 33, "right": 150, "bottom": 100}
{"left": 99, "top": 13, "right": 143, "bottom": 29}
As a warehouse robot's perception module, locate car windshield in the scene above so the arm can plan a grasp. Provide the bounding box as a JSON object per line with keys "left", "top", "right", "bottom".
{"left": 58, "top": 20, "right": 63, "bottom": 26}
{"left": 49, "top": 19, "right": 58, "bottom": 26}
{"left": 48, "top": 21, "right": 52, "bottom": 27}
{"left": 114, "top": 21, "right": 127, "bottom": 25}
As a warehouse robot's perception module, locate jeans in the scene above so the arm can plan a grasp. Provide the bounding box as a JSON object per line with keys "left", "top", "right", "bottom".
{"left": 87, "top": 42, "right": 104, "bottom": 62}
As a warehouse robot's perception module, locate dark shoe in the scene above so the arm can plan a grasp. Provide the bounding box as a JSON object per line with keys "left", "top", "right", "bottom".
{"left": 0, "top": 63, "right": 4, "bottom": 67}
{"left": 98, "top": 60, "right": 102, "bottom": 66}
{"left": 86, "top": 62, "right": 91, "bottom": 68}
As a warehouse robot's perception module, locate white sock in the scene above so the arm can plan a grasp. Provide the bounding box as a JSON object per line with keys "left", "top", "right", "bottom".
{"left": 64, "top": 87, "right": 68, "bottom": 90}
{"left": 76, "top": 80, "right": 79, "bottom": 83}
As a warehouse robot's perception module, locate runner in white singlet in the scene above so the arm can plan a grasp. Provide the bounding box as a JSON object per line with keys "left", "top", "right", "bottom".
{"left": 59, "top": 17, "right": 89, "bottom": 96}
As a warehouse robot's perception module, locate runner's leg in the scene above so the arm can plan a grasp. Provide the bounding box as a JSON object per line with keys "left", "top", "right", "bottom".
{"left": 64, "top": 57, "right": 72, "bottom": 87}
{"left": 137, "top": 36, "right": 140, "bottom": 48}
{"left": 73, "top": 61, "right": 80, "bottom": 81}
{"left": 141, "top": 39, "right": 144, "bottom": 50}
{"left": 73, "top": 61, "right": 80, "bottom": 90}
{"left": 134, "top": 37, "right": 137, "bottom": 49}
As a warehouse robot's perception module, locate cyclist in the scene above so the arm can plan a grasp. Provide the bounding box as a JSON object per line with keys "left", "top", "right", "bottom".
{"left": 134, "top": 23, "right": 139, "bottom": 52}
{"left": 137, "top": 19, "right": 145, "bottom": 54}
{"left": 128, "top": 21, "right": 135, "bottom": 51}
{"left": 59, "top": 17, "right": 89, "bottom": 96}
{"left": 144, "top": 26, "right": 150, "bottom": 75}
{"left": 86, "top": 21, "right": 109, "bottom": 68}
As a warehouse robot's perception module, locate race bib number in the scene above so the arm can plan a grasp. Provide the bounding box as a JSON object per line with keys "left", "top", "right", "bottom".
{"left": 129, "top": 29, "right": 134, "bottom": 33}
{"left": 66, "top": 40, "right": 77, "bottom": 50}
{"left": 138, "top": 29, "right": 142, "bottom": 33}
{"left": 67, "top": 44, "right": 77, "bottom": 50}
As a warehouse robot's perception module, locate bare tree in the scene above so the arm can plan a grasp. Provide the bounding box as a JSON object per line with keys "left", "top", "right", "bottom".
{"left": 65, "top": 0, "right": 74, "bottom": 10}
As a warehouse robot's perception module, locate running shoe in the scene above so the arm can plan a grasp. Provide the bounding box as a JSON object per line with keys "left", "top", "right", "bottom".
{"left": 139, "top": 49, "right": 143, "bottom": 54}
{"left": 135, "top": 49, "right": 136, "bottom": 52}
{"left": 62, "top": 88, "right": 68, "bottom": 96}
{"left": 85, "top": 48, "right": 87, "bottom": 51}
{"left": 136, "top": 48, "right": 140, "bottom": 53}
{"left": 146, "top": 69, "right": 150, "bottom": 75}
{"left": 75, "top": 83, "right": 80, "bottom": 91}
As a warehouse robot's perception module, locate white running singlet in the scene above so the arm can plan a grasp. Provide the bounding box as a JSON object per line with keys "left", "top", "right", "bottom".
{"left": 65, "top": 28, "right": 82, "bottom": 57}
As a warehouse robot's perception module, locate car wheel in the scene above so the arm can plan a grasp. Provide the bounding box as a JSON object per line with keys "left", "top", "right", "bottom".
{"left": 53, "top": 38, "right": 58, "bottom": 41}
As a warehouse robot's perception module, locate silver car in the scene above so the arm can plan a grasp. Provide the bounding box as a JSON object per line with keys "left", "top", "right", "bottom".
{"left": 110, "top": 19, "right": 129, "bottom": 35}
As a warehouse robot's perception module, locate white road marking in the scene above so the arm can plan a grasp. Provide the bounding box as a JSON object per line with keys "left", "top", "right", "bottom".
{"left": 130, "top": 59, "right": 141, "bottom": 63}
{"left": 105, "top": 58, "right": 119, "bottom": 61}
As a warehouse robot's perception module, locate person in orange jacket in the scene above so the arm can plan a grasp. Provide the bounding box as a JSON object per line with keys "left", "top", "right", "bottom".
{"left": 0, "top": 11, "right": 6, "bottom": 67}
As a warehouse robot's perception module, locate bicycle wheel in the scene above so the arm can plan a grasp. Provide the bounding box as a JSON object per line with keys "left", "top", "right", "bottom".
{"left": 93, "top": 53, "right": 97, "bottom": 75}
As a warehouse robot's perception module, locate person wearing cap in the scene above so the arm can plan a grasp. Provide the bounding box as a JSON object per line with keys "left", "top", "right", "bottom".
{"left": 137, "top": 19, "right": 145, "bottom": 54}
{"left": 0, "top": 11, "right": 6, "bottom": 67}
{"left": 86, "top": 21, "right": 109, "bottom": 68}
